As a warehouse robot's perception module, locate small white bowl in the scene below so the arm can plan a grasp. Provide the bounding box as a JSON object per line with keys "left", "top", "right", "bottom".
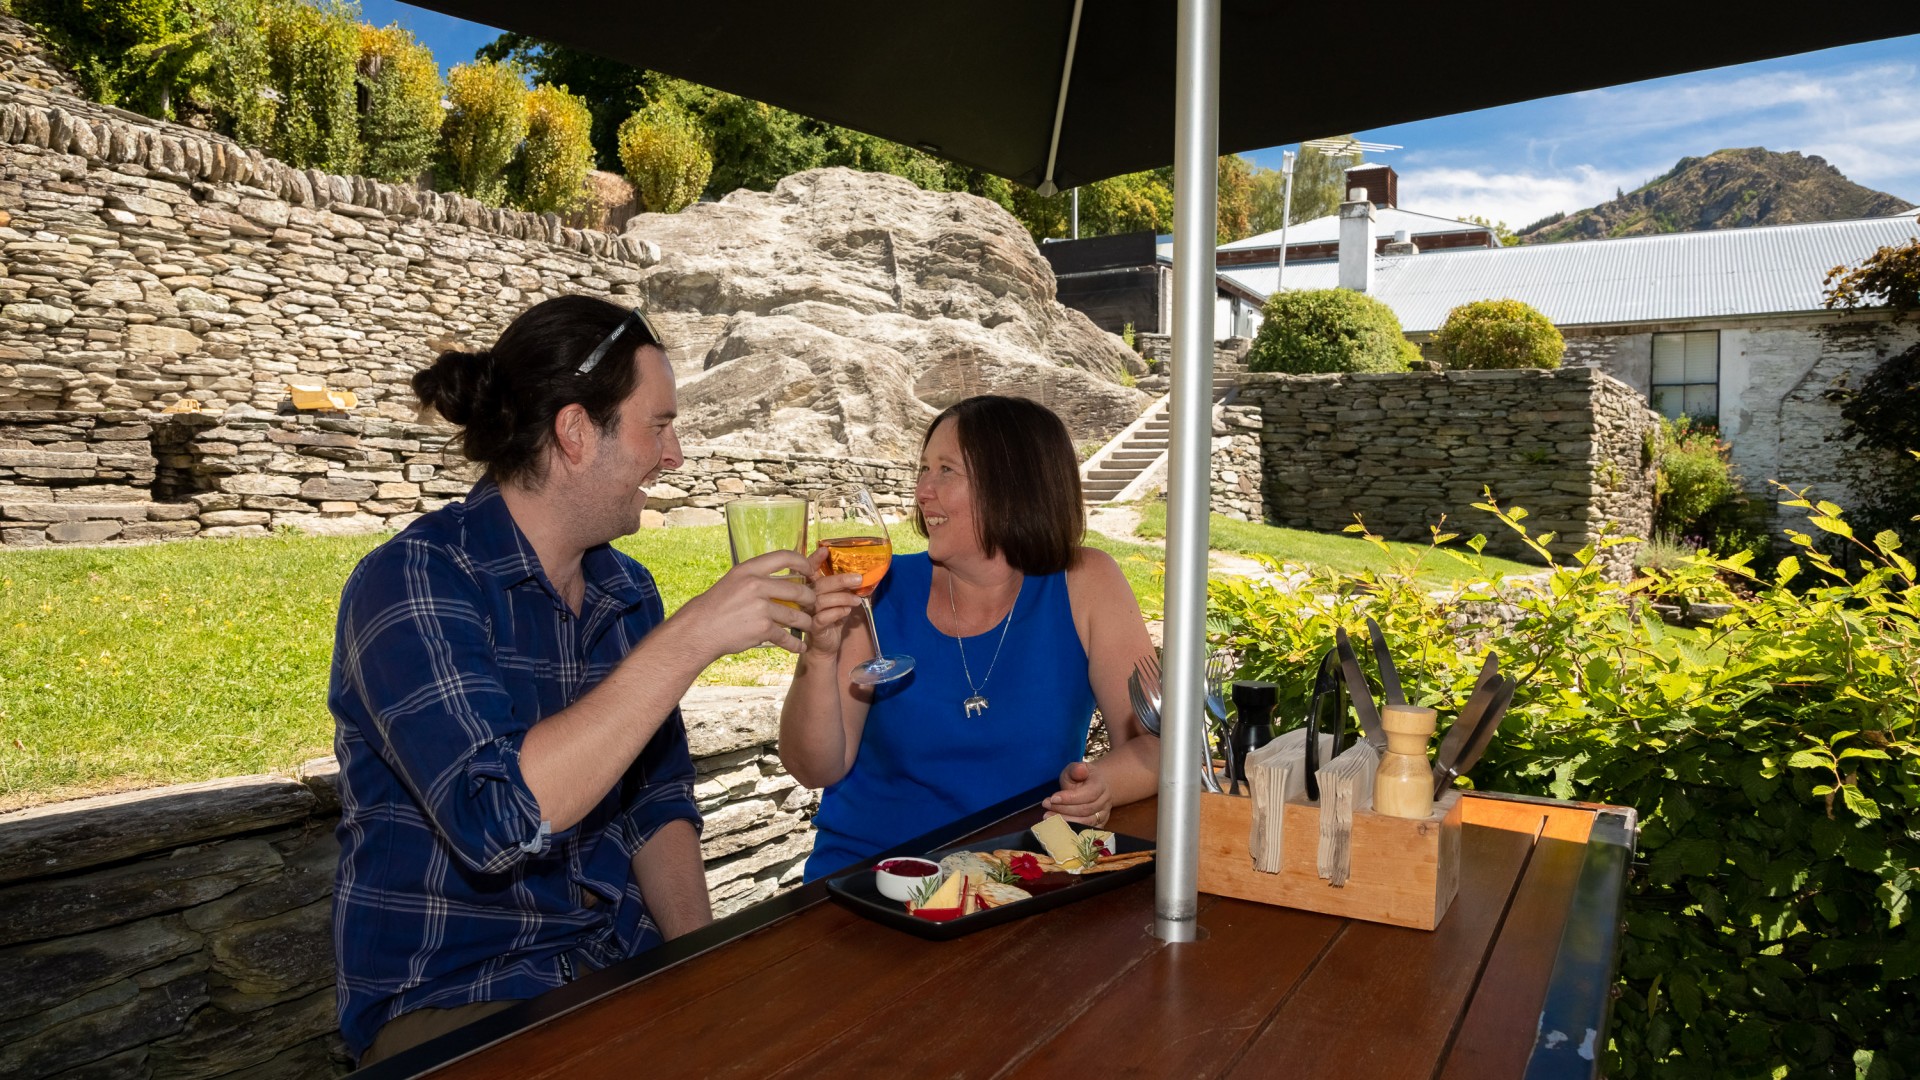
{"left": 874, "top": 857, "right": 943, "bottom": 902}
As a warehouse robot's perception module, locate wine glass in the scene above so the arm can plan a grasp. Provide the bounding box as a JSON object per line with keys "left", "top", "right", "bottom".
{"left": 725, "top": 496, "right": 809, "bottom": 614}
{"left": 813, "top": 485, "right": 913, "bottom": 685}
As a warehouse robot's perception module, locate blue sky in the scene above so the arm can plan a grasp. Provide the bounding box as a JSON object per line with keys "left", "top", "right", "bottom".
{"left": 361, "top": 0, "right": 1920, "bottom": 231}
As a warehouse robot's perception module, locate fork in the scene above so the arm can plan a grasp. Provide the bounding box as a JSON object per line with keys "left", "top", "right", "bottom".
{"left": 1134, "top": 653, "right": 1222, "bottom": 793}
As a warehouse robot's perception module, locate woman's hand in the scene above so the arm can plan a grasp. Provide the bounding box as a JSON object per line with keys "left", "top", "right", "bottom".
{"left": 1043, "top": 761, "right": 1113, "bottom": 827}
{"left": 800, "top": 547, "right": 866, "bottom": 658}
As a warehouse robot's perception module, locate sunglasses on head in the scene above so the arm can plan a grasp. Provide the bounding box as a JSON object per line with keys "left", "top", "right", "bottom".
{"left": 576, "top": 307, "right": 662, "bottom": 376}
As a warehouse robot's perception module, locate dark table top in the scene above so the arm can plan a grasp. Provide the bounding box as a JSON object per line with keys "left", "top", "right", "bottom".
{"left": 360, "top": 786, "right": 1633, "bottom": 1080}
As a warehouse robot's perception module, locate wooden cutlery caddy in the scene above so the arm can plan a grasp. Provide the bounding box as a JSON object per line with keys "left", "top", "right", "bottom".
{"left": 1196, "top": 788, "right": 1464, "bottom": 930}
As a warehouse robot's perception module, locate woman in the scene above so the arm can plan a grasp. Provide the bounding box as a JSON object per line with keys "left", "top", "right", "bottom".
{"left": 782, "top": 395, "right": 1159, "bottom": 880}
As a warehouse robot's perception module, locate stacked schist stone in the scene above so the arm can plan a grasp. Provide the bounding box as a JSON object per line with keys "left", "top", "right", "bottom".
{"left": 1211, "top": 367, "right": 1659, "bottom": 578}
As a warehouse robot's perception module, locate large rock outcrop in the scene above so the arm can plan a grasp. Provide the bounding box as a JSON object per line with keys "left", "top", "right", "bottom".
{"left": 625, "top": 168, "right": 1148, "bottom": 457}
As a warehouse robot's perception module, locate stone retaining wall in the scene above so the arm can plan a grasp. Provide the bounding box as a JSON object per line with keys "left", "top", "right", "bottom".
{"left": 0, "top": 407, "right": 918, "bottom": 546}
{"left": 0, "top": 64, "right": 656, "bottom": 418}
{"left": 0, "top": 687, "right": 808, "bottom": 1079}
{"left": 1215, "top": 367, "right": 1658, "bottom": 577}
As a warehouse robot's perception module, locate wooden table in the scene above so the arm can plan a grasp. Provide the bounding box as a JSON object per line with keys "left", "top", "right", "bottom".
{"left": 358, "top": 785, "right": 1635, "bottom": 1080}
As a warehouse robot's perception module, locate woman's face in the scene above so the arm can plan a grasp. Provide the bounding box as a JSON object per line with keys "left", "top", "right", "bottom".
{"left": 916, "top": 418, "right": 979, "bottom": 562}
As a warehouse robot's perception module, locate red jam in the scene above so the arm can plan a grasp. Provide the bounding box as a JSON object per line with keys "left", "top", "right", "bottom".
{"left": 877, "top": 859, "right": 939, "bottom": 877}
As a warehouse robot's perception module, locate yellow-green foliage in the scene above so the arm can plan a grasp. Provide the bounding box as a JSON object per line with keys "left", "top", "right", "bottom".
{"left": 356, "top": 23, "right": 442, "bottom": 183}
{"left": 1247, "top": 288, "right": 1414, "bottom": 374}
{"left": 440, "top": 60, "right": 528, "bottom": 206}
{"left": 617, "top": 103, "right": 713, "bottom": 214}
{"left": 516, "top": 83, "right": 595, "bottom": 215}
{"left": 1432, "top": 297, "right": 1565, "bottom": 370}
{"left": 262, "top": 0, "right": 361, "bottom": 173}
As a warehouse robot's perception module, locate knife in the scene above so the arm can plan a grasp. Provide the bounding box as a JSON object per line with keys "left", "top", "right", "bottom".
{"left": 1302, "top": 648, "right": 1345, "bottom": 803}
{"left": 1431, "top": 653, "right": 1500, "bottom": 788}
{"left": 1433, "top": 678, "right": 1516, "bottom": 797}
{"left": 1335, "top": 627, "right": 1386, "bottom": 751}
{"left": 1365, "top": 616, "right": 1405, "bottom": 706}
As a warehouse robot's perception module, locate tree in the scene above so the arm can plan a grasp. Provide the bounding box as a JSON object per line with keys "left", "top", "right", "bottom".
{"left": 476, "top": 33, "right": 650, "bottom": 172}
{"left": 1431, "top": 298, "right": 1564, "bottom": 370}
{"left": 263, "top": 0, "right": 362, "bottom": 173}
{"left": 1247, "top": 164, "right": 1287, "bottom": 235}
{"left": 1464, "top": 215, "right": 1518, "bottom": 247}
{"left": 515, "top": 84, "right": 596, "bottom": 214}
{"left": 357, "top": 24, "right": 443, "bottom": 183}
{"left": 1215, "top": 154, "right": 1258, "bottom": 243}
{"left": 1246, "top": 288, "right": 1414, "bottom": 374}
{"left": 618, "top": 102, "right": 713, "bottom": 214}
{"left": 440, "top": 60, "right": 528, "bottom": 205}
{"left": 1823, "top": 235, "right": 1920, "bottom": 311}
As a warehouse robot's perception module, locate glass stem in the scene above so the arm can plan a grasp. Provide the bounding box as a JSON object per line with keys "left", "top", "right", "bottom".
{"left": 860, "top": 596, "right": 888, "bottom": 665}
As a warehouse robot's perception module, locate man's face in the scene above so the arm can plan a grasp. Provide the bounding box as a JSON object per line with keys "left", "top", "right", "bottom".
{"left": 587, "top": 344, "right": 681, "bottom": 538}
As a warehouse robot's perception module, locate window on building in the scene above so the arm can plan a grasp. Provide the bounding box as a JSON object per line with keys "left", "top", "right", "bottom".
{"left": 1651, "top": 331, "right": 1718, "bottom": 421}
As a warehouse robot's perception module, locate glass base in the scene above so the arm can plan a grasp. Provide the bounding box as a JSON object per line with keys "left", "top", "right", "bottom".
{"left": 851, "top": 653, "right": 915, "bottom": 686}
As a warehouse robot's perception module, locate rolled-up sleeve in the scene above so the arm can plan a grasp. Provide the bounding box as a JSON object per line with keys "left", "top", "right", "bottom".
{"left": 333, "top": 538, "right": 552, "bottom": 874}
{"left": 616, "top": 708, "right": 702, "bottom": 856}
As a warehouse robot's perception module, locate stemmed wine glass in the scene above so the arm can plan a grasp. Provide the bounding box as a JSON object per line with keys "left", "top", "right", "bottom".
{"left": 724, "top": 496, "right": 809, "bottom": 623}
{"left": 813, "top": 485, "right": 914, "bottom": 685}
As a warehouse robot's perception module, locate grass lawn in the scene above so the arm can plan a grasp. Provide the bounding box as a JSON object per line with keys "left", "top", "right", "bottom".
{"left": 1131, "top": 502, "right": 1540, "bottom": 584}
{"left": 0, "top": 519, "right": 1167, "bottom": 810}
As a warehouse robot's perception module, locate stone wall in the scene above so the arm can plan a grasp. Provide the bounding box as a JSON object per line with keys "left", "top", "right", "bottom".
{"left": 0, "top": 687, "right": 810, "bottom": 1079}
{"left": 1216, "top": 367, "right": 1658, "bottom": 576}
{"left": 0, "top": 72, "right": 657, "bottom": 417}
{"left": 0, "top": 407, "right": 919, "bottom": 546}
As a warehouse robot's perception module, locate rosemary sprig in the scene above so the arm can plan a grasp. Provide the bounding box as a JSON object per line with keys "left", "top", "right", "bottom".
{"left": 1073, "top": 831, "right": 1109, "bottom": 870}
{"left": 985, "top": 859, "right": 1019, "bottom": 885}
{"left": 907, "top": 872, "right": 947, "bottom": 906}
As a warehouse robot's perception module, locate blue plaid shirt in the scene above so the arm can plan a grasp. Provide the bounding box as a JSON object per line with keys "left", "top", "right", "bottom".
{"left": 329, "top": 478, "right": 699, "bottom": 1058}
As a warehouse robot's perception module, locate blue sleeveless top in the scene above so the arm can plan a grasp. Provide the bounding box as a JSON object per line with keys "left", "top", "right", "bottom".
{"left": 804, "top": 553, "right": 1095, "bottom": 880}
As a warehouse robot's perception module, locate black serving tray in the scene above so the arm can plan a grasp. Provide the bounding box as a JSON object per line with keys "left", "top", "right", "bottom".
{"left": 825, "top": 823, "right": 1156, "bottom": 941}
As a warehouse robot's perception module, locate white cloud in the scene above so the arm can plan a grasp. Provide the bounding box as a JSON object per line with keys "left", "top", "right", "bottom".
{"left": 1393, "top": 164, "right": 1642, "bottom": 232}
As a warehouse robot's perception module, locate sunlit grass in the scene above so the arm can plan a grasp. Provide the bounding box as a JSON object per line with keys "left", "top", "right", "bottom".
{"left": 1131, "top": 501, "right": 1539, "bottom": 585}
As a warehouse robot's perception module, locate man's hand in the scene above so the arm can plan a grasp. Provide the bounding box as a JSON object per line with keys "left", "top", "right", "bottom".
{"left": 800, "top": 547, "right": 867, "bottom": 657}
{"left": 1043, "top": 761, "right": 1113, "bottom": 827}
{"left": 670, "top": 549, "right": 817, "bottom": 659}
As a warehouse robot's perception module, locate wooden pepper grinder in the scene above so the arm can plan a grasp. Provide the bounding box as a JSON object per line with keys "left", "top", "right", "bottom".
{"left": 1374, "top": 704, "right": 1438, "bottom": 819}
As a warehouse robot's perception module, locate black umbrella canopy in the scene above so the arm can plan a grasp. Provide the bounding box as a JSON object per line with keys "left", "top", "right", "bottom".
{"left": 409, "top": 0, "right": 1920, "bottom": 190}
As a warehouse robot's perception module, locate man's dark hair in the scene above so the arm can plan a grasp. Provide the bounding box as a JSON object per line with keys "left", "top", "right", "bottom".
{"left": 411, "top": 295, "right": 655, "bottom": 487}
{"left": 918, "top": 395, "right": 1084, "bottom": 575}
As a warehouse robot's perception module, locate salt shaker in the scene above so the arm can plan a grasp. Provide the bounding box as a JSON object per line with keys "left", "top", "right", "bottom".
{"left": 1374, "top": 703, "right": 1438, "bottom": 819}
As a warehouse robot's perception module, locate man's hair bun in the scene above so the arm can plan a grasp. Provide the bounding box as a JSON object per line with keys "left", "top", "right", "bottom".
{"left": 412, "top": 349, "right": 492, "bottom": 426}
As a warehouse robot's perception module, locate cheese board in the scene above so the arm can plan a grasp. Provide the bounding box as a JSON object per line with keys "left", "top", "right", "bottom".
{"left": 826, "top": 821, "right": 1157, "bottom": 941}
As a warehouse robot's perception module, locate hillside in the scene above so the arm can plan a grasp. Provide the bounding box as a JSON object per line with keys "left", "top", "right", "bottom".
{"left": 1517, "top": 148, "right": 1915, "bottom": 243}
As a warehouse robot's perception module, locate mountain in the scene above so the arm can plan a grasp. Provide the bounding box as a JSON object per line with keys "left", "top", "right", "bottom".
{"left": 1516, "top": 148, "right": 1915, "bottom": 244}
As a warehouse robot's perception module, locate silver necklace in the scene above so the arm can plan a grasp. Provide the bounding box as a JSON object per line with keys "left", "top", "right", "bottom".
{"left": 947, "top": 569, "right": 1017, "bottom": 718}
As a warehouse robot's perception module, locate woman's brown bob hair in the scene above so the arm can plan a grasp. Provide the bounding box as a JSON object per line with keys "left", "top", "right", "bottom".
{"left": 411, "top": 295, "right": 655, "bottom": 487}
{"left": 916, "top": 395, "right": 1084, "bottom": 576}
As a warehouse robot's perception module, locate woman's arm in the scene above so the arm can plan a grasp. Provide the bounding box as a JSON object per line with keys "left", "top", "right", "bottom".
{"left": 777, "top": 554, "right": 874, "bottom": 788}
{"left": 1047, "top": 547, "right": 1160, "bottom": 823}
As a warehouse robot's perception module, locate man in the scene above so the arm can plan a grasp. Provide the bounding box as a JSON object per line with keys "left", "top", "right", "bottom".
{"left": 329, "top": 296, "right": 830, "bottom": 1066}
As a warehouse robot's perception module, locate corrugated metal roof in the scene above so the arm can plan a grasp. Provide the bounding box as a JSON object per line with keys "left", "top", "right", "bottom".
{"left": 1217, "top": 215, "right": 1920, "bottom": 333}
{"left": 1218, "top": 207, "right": 1491, "bottom": 250}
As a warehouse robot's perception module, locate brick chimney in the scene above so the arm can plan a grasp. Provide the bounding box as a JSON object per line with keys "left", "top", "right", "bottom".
{"left": 1345, "top": 164, "right": 1398, "bottom": 209}
{"left": 1339, "top": 188, "right": 1374, "bottom": 292}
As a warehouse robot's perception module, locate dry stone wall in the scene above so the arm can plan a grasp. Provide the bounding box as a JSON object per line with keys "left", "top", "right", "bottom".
{"left": 0, "top": 687, "right": 811, "bottom": 1079}
{"left": 1216, "top": 367, "right": 1658, "bottom": 576}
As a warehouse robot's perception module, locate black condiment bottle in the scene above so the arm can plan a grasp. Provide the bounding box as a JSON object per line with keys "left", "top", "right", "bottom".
{"left": 1227, "top": 680, "right": 1278, "bottom": 794}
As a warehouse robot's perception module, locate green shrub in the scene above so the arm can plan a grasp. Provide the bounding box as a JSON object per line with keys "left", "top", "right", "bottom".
{"left": 1836, "top": 343, "right": 1920, "bottom": 550}
{"left": 1246, "top": 288, "right": 1413, "bottom": 374}
{"left": 262, "top": 0, "right": 361, "bottom": 173}
{"left": 1432, "top": 298, "right": 1565, "bottom": 369}
{"left": 1206, "top": 496, "right": 1920, "bottom": 1078}
{"left": 439, "top": 60, "right": 528, "bottom": 206}
{"left": 356, "top": 23, "right": 442, "bottom": 183}
{"left": 514, "top": 83, "right": 595, "bottom": 215}
{"left": 1652, "top": 417, "right": 1757, "bottom": 561}
{"left": 617, "top": 102, "right": 712, "bottom": 214}
{"left": 15, "top": 0, "right": 187, "bottom": 108}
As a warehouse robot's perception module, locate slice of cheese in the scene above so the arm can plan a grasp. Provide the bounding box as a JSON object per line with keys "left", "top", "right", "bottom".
{"left": 1031, "top": 814, "right": 1086, "bottom": 872}
{"left": 920, "top": 870, "right": 964, "bottom": 910}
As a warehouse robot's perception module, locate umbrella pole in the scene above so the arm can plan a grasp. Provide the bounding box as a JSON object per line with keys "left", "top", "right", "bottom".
{"left": 1153, "top": 0, "right": 1219, "bottom": 945}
